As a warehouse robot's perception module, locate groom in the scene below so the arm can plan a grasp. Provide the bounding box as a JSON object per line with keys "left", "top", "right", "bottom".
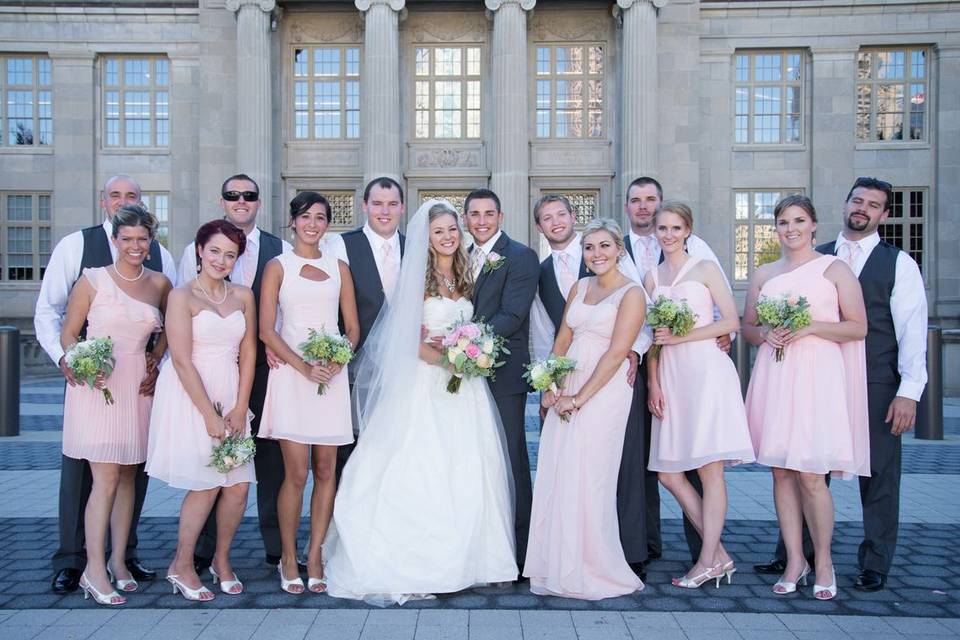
{"left": 464, "top": 189, "right": 540, "bottom": 573}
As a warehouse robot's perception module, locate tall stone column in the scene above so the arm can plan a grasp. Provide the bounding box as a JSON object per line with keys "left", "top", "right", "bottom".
{"left": 618, "top": 0, "right": 665, "bottom": 191}
{"left": 355, "top": 0, "right": 404, "bottom": 185}
{"left": 486, "top": 0, "right": 534, "bottom": 242}
{"left": 226, "top": 0, "right": 275, "bottom": 229}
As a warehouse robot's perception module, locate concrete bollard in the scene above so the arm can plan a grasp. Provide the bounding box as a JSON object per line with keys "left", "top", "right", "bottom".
{"left": 734, "top": 336, "right": 751, "bottom": 398}
{"left": 0, "top": 326, "right": 20, "bottom": 437}
{"left": 916, "top": 325, "right": 943, "bottom": 440}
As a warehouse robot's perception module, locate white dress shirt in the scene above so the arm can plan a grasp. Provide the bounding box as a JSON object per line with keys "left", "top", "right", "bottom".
{"left": 531, "top": 235, "right": 582, "bottom": 361}
{"left": 177, "top": 226, "right": 293, "bottom": 287}
{"left": 34, "top": 219, "right": 178, "bottom": 366}
{"left": 834, "top": 231, "right": 928, "bottom": 401}
{"left": 321, "top": 224, "right": 400, "bottom": 279}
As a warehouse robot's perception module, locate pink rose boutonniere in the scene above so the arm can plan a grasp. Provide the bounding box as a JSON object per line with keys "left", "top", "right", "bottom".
{"left": 482, "top": 251, "right": 506, "bottom": 275}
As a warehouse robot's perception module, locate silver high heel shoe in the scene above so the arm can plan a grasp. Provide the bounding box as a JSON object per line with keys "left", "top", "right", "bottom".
{"left": 673, "top": 563, "right": 724, "bottom": 589}
{"left": 107, "top": 565, "right": 138, "bottom": 592}
{"left": 773, "top": 563, "right": 811, "bottom": 595}
{"left": 79, "top": 572, "right": 126, "bottom": 606}
{"left": 720, "top": 560, "right": 736, "bottom": 585}
{"left": 813, "top": 567, "right": 838, "bottom": 601}
{"left": 166, "top": 574, "right": 215, "bottom": 602}
{"left": 209, "top": 567, "right": 243, "bottom": 595}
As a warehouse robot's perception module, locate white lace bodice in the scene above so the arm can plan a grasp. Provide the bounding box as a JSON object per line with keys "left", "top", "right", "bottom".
{"left": 423, "top": 296, "right": 474, "bottom": 338}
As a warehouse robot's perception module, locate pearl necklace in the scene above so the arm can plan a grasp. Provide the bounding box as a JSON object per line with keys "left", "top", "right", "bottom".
{"left": 195, "top": 279, "right": 228, "bottom": 305}
{"left": 113, "top": 263, "right": 144, "bottom": 282}
{"left": 437, "top": 272, "right": 456, "bottom": 293}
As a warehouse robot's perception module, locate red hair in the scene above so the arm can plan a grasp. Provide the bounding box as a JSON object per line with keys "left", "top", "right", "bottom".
{"left": 194, "top": 219, "right": 247, "bottom": 257}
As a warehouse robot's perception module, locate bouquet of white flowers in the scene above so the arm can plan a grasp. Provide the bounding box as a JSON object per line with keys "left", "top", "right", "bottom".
{"left": 208, "top": 402, "right": 256, "bottom": 473}
{"left": 298, "top": 328, "right": 354, "bottom": 395}
{"left": 64, "top": 337, "right": 116, "bottom": 405}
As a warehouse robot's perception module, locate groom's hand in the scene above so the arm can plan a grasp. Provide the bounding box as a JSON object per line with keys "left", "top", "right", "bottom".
{"left": 626, "top": 351, "right": 639, "bottom": 388}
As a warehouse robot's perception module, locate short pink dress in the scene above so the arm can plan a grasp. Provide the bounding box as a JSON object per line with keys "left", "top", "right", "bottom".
{"left": 62, "top": 267, "right": 162, "bottom": 465}
{"left": 146, "top": 309, "right": 255, "bottom": 490}
{"left": 524, "top": 279, "right": 644, "bottom": 600}
{"left": 258, "top": 251, "right": 353, "bottom": 446}
{"left": 648, "top": 258, "right": 755, "bottom": 472}
{"left": 745, "top": 254, "right": 870, "bottom": 479}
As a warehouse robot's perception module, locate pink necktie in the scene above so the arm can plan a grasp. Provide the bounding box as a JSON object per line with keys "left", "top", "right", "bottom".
{"left": 557, "top": 252, "right": 577, "bottom": 299}
{"left": 840, "top": 242, "right": 861, "bottom": 270}
{"left": 637, "top": 236, "right": 657, "bottom": 275}
{"left": 241, "top": 250, "right": 256, "bottom": 287}
{"left": 381, "top": 242, "right": 398, "bottom": 300}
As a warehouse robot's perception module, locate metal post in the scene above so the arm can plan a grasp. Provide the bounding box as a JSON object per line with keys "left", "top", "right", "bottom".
{"left": 0, "top": 326, "right": 20, "bottom": 437}
{"left": 734, "top": 336, "right": 751, "bottom": 397}
{"left": 915, "top": 325, "right": 943, "bottom": 440}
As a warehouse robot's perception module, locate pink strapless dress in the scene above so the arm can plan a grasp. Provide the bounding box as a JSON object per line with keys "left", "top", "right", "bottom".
{"left": 745, "top": 255, "right": 870, "bottom": 479}
{"left": 524, "top": 279, "right": 644, "bottom": 600}
{"left": 648, "top": 258, "right": 755, "bottom": 472}
{"left": 146, "top": 309, "right": 255, "bottom": 490}
{"left": 62, "top": 267, "right": 162, "bottom": 465}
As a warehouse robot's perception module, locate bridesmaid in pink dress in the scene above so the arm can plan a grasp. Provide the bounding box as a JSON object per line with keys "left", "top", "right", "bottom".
{"left": 258, "top": 192, "right": 359, "bottom": 594}
{"left": 60, "top": 205, "right": 171, "bottom": 605}
{"left": 146, "top": 219, "right": 257, "bottom": 601}
{"left": 744, "top": 195, "right": 869, "bottom": 601}
{"left": 525, "top": 218, "right": 646, "bottom": 600}
{"left": 644, "top": 202, "right": 755, "bottom": 589}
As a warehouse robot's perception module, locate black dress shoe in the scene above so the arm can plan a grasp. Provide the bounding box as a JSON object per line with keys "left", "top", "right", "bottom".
{"left": 194, "top": 555, "right": 212, "bottom": 574}
{"left": 51, "top": 568, "right": 81, "bottom": 594}
{"left": 753, "top": 559, "right": 787, "bottom": 575}
{"left": 125, "top": 558, "right": 157, "bottom": 581}
{"left": 628, "top": 562, "right": 647, "bottom": 582}
{"left": 853, "top": 568, "right": 886, "bottom": 592}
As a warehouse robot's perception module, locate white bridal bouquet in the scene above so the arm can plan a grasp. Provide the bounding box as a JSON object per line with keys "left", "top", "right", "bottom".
{"left": 64, "top": 336, "right": 116, "bottom": 405}
{"left": 208, "top": 402, "right": 256, "bottom": 474}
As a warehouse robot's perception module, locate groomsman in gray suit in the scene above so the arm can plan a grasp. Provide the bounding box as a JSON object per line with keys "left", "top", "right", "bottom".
{"left": 464, "top": 188, "right": 540, "bottom": 573}
{"left": 755, "top": 177, "right": 927, "bottom": 592}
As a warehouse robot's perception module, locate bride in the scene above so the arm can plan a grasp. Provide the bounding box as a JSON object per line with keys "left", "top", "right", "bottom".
{"left": 323, "top": 200, "right": 518, "bottom": 604}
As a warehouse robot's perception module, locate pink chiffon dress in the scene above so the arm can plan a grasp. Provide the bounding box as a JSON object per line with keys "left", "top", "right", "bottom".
{"left": 647, "top": 258, "right": 755, "bottom": 472}
{"left": 524, "top": 279, "right": 644, "bottom": 600}
{"left": 146, "top": 309, "right": 255, "bottom": 490}
{"left": 258, "top": 251, "right": 353, "bottom": 446}
{"left": 62, "top": 267, "right": 162, "bottom": 465}
{"left": 745, "top": 254, "right": 870, "bottom": 480}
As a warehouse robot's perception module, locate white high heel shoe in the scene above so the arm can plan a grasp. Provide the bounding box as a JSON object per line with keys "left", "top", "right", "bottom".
{"left": 773, "top": 563, "right": 811, "bottom": 595}
{"left": 673, "top": 564, "right": 724, "bottom": 589}
{"left": 79, "top": 573, "right": 126, "bottom": 606}
{"left": 813, "top": 567, "right": 838, "bottom": 601}
{"left": 278, "top": 562, "right": 304, "bottom": 594}
{"left": 209, "top": 567, "right": 243, "bottom": 595}
{"left": 107, "top": 566, "right": 138, "bottom": 592}
{"left": 166, "top": 574, "right": 215, "bottom": 602}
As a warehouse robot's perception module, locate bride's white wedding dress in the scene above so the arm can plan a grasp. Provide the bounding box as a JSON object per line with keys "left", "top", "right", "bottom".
{"left": 324, "top": 295, "right": 519, "bottom": 604}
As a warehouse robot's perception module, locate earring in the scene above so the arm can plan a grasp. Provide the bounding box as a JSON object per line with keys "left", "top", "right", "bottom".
{"left": 146, "top": 253, "right": 152, "bottom": 261}
{"left": 196, "top": 263, "right": 201, "bottom": 273}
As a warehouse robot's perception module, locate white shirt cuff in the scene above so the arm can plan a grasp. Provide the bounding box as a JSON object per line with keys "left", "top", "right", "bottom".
{"left": 896, "top": 381, "right": 925, "bottom": 403}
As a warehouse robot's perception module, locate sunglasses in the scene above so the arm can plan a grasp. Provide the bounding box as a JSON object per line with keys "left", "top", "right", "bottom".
{"left": 222, "top": 190, "right": 259, "bottom": 202}
{"left": 854, "top": 177, "right": 892, "bottom": 190}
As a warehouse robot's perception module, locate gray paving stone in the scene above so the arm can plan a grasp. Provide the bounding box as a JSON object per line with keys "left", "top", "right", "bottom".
{"left": 881, "top": 616, "right": 953, "bottom": 634}
{"left": 0, "top": 627, "right": 43, "bottom": 640}
{"left": 85, "top": 628, "right": 149, "bottom": 640}
{"left": 5, "top": 610, "right": 69, "bottom": 626}
{"left": 252, "top": 624, "right": 309, "bottom": 640}
{"left": 622, "top": 611, "right": 682, "bottom": 629}
{"left": 569, "top": 611, "right": 631, "bottom": 640}
{"left": 777, "top": 614, "right": 841, "bottom": 631}
{"left": 829, "top": 614, "right": 896, "bottom": 634}
{"left": 304, "top": 625, "right": 364, "bottom": 640}
{"left": 723, "top": 612, "right": 787, "bottom": 630}
{"left": 50, "top": 609, "right": 119, "bottom": 626}
{"left": 413, "top": 609, "right": 469, "bottom": 640}
{"left": 518, "top": 610, "right": 576, "bottom": 640}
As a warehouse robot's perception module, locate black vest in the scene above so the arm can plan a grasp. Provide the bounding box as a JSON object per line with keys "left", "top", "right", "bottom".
{"left": 818, "top": 240, "right": 900, "bottom": 385}
{"left": 538, "top": 254, "right": 590, "bottom": 331}
{"left": 78, "top": 225, "right": 163, "bottom": 340}
{"left": 340, "top": 228, "right": 405, "bottom": 351}
{"left": 251, "top": 230, "right": 284, "bottom": 367}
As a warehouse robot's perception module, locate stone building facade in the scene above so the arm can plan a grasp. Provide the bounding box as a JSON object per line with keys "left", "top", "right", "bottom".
{"left": 0, "top": 0, "right": 958, "bottom": 386}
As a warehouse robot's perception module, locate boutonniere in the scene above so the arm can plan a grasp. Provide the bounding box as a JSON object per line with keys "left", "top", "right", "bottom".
{"left": 482, "top": 251, "right": 506, "bottom": 275}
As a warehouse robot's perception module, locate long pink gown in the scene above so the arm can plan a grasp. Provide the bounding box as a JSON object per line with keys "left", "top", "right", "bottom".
{"left": 146, "top": 309, "right": 255, "bottom": 490}
{"left": 745, "top": 254, "right": 870, "bottom": 480}
{"left": 524, "top": 279, "right": 644, "bottom": 600}
{"left": 62, "top": 267, "right": 162, "bottom": 465}
{"left": 258, "top": 251, "right": 353, "bottom": 446}
{"left": 648, "top": 258, "right": 755, "bottom": 472}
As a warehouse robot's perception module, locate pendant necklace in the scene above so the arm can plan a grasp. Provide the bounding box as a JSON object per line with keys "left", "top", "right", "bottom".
{"left": 196, "top": 279, "right": 228, "bottom": 305}
{"left": 438, "top": 271, "right": 456, "bottom": 293}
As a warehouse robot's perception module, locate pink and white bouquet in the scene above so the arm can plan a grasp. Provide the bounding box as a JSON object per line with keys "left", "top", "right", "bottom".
{"left": 440, "top": 318, "right": 509, "bottom": 393}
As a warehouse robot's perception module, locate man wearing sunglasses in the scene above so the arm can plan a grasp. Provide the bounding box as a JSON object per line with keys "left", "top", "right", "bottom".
{"left": 755, "top": 177, "right": 927, "bottom": 592}
{"left": 176, "top": 173, "right": 292, "bottom": 571}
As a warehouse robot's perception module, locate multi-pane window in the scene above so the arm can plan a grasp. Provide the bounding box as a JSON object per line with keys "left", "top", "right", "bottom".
{"left": 535, "top": 45, "right": 604, "bottom": 139}
{"left": 734, "top": 51, "right": 803, "bottom": 144}
{"left": 419, "top": 190, "right": 471, "bottom": 215}
{"left": 414, "top": 46, "right": 481, "bottom": 139}
{"left": 878, "top": 188, "right": 926, "bottom": 273}
{"left": 734, "top": 190, "right": 801, "bottom": 282}
{"left": 141, "top": 193, "right": 169, "bottom": 248}
{"left": 103, "top": 57, "right": 169, "bottom": 147}
{"left": 292, "top": 47, "right": 360, "bottom": 140}
{"left": 857, "top": 48, "right": 928, "bottom": 142}
{"left": 1, "top": 56, "right": 52, "bottom": 146}
{"left": 0, "top": 193, "right": 51, "bottom": 281}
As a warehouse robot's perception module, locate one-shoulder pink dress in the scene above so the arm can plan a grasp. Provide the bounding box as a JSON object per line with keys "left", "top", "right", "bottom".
{"left": 745, "top": 255, "right": 870, "bottom": 480}
{"left": 62, "top": 267, "right": 162, "bottom": 465}
{"left": 647, "top": 258, "right": 755, "bottom": 472}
